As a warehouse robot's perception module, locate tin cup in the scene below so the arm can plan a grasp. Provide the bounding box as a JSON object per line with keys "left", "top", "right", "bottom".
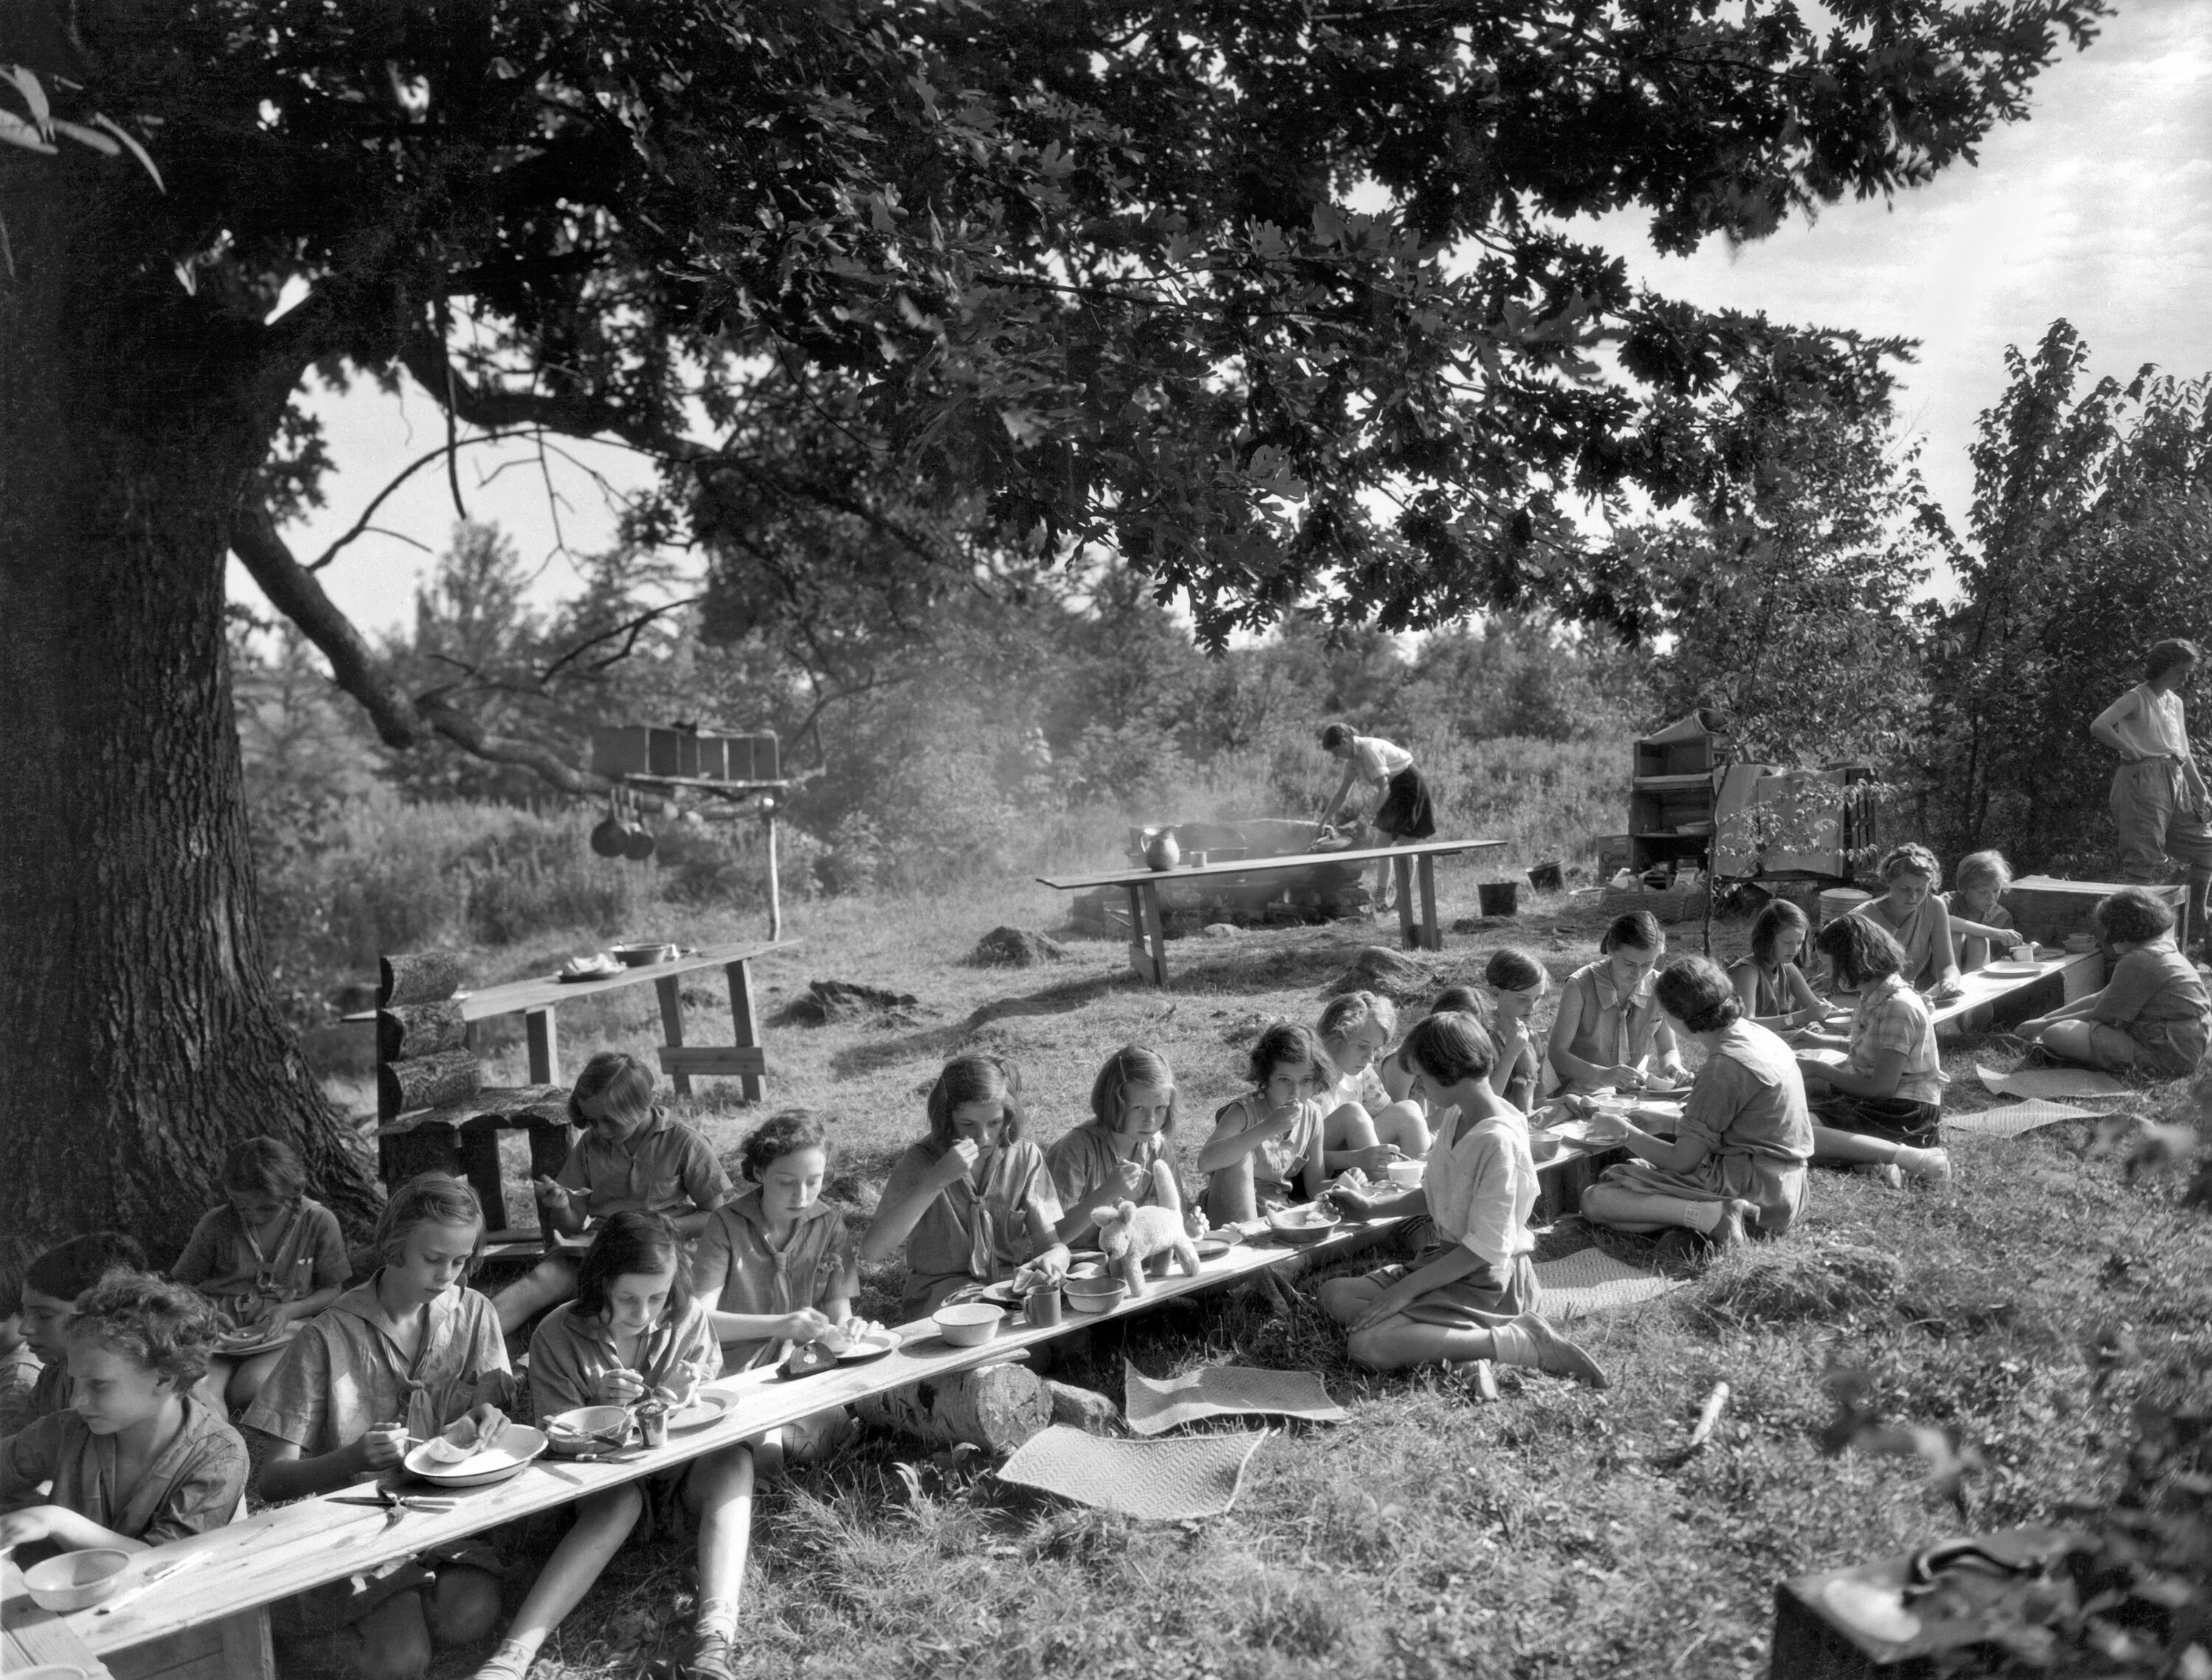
{"left": 2010, "top": 943, "right": 2036, "bottom": 963}
{"left": 1023, "top": 1286, "right": 1063, "bottom": 1328}
{"left": 633, "top": 1401, "right": 668, "bottom": 1448}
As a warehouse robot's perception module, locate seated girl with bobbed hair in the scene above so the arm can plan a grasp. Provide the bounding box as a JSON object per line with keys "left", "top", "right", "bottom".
{"left": 1377, "top": 986, "right": 1488, "bottom": 1108}
{"left": 1047, "top": 1047, "right": 1186, "bottom": 1246}
{"left": 1848, "top": 843, "right": 1964, "bottom": 1000}
{"left": 1792, "top": 915, "right": 1952, "bottom": 1188}
{"left": 1480, "top": 949, "right": 1549, "bottom": 1114}
{"left": 2014, "top": 887, "right": 2211, "bottom": 1078}
{"left": 1314, "top": 991, "right": 1433, "bottom": 1174}
{"left": 1728, "top": 900, "right": 1827, "bottom": 1032}
{"left": 1548, "top": 911, "right": 1690, "bottom": 1095}
{"left": 1581, "top": 956, "right": 1813, "bottom": 1262}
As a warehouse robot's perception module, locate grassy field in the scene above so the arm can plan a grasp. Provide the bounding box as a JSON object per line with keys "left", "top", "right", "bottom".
{"left": 305, "top": 865, "right": 2212, "bottom": 1680}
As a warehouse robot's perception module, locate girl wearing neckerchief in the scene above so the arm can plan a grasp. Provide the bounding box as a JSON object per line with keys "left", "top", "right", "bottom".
{"left": 1547, "top": 911, "right": 1690, "bottom": 1095}
{"left": 862, "top": 1056, "right": 1071, "bottom": 1319}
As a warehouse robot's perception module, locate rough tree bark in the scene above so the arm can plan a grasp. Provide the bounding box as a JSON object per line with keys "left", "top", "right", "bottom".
{"left": 0, "top": 168, "right": 381, "bottom": 1260}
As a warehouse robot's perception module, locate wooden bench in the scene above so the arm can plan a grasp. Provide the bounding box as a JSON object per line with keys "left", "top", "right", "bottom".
{"left": 1039, "top": 838, "right": 1506, "bottom": 986}
{"left": 352, "top": 939, "right": 800, "bottom": 1258}
{"left": 1, "top": 1213, "right": 1405, "bottom": 1679}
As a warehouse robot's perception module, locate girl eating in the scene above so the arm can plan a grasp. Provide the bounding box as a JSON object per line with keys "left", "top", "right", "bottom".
{"left": 2014, "top": 887, "right": 2211, "bottom": 1079}
{"left": 1321, "top": 1014, "right": 1607, "bottom": 1387}
{"left": 172, "top": 1135, "right": 349, "bottom": 1407}
{"left": 1943, "top": 850, "right": 2018, "bottom": 973}
{"left": 1793, "top": 916, "right": 1952, "bottom": 1188}
{"left": 0, "top": 1272, "right": 248, "bottom": 1561}
{"left": 1727, "top": 900, "right": 1828, "bottom": 1031}
{"left": 1848, "top": 844, "right": 1964, "bottom": 999}
{"left": 1481, "top": 949, "right": 1550, "bottom": 1114}
{"left": 692, "top": 1110, "right": 861, "bottom": 1372}
{"left": 863, "top": 1056, "right": 1071, "bottom": 1318}
{"left": 1378, "top": 986, "right": 1488, "bottom": 1107}
{"left": 1548, "top": 911, "right": 1690, "bottom": 1095}
{"left": 1580, "top": 956, "right": 1813, "bottom": 1261}
{"left": 493, "top": 1052, "right": 731, "bottom": 1336}
{"left": 482, "top": 1213, "right": 740, "bottom": 1680}
{"left": 1047, "top": 1047, "right": 1185, "bottom": 1247}
{"left": 1315, "top": 992, "right": 1432, "bottom": 1174}
{"left": 1197, "top": 1022, "right": 1332, "bottom": 1222}
{"left": 246, "top": 1174, "right": 514, "bottom": 1680}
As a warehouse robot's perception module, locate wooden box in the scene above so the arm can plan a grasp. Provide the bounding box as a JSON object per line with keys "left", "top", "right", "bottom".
{"left": 1595, "top": 834, "right": 1633, "bottom": 877}
{"left": 589, "top": 725, "right": 653, "bottom": 778}
{"left": 2005, "top": 876, "right": 2186, "bottom": 947}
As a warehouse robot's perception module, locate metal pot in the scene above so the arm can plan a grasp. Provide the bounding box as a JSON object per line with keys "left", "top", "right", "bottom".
{"left": 1142, "top": 829, "right": 1180, "bottom": 871}
{"left": 590, "top": 792, "right": 627, "bottom": 857}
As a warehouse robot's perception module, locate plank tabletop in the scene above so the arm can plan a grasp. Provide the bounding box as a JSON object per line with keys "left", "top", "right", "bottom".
{"left": 1927, "top": 949, "right": 2100, "bottom": 1030}
{"left": 1039, "top": 838, "right": 1505, "bottom": 892}
{"left": 343, "top": 938, "right": 802, "bottom": 1022}
{"left": 58, "top": 1215, "right": 1406, "bottom": 1656}
{"left": 2, "top": 1558, "right": 119, "bottom": 1678}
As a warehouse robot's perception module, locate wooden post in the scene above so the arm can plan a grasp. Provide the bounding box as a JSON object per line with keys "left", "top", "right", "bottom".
{"left": 764, "top": 804, "right": 782, "bottom": 943}
{"left": 1416, "top": 854, "right": 1440, "bottom": 951}
{"left": 654, "top": 975, "right": 690, "bottom": 1098}
{"left": 1136, "top": 879, "right": 1169, "bottom": 987}
{"left": 1394, "top": 854, "right": 1416, "bottom": 949}
{"left": 524, "top": 1007, "right": 558, "bottom": 1086}
{"left": 456, "top": 1119, "right": 508, "bottom": 1238}
{"left": 1123, "top": 883, "right": 1150, "bottom": 982}
{"left": 726, "top": 958, "right": 763, "bottom": 1105}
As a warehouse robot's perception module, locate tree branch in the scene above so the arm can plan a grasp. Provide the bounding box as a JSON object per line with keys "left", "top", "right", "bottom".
{"left": 539, "top": 595, "right": 705, "bottom": 685}
{"left": 308, "top": 429, "right": 537, "bottom": 571}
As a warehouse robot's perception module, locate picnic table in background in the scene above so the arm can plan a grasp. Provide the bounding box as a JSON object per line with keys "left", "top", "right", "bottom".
{"left": 1039, "top": 838, "right": 1506, "bottom": 986}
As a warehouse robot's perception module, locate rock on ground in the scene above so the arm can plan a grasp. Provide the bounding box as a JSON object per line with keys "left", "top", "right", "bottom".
{"left": 967, "top": 925, "right": 1067, "bottom": 967}
{"left": 776, "top": 978, "right": 922, "bottom": 1027}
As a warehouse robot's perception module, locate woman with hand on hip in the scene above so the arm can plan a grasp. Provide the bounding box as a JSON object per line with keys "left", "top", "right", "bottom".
{"left": 1318, "top": 723, "right": 1436, "bottom": 912}
{"left": 2092, "top": 638, "right": 2211, "bottom": 960}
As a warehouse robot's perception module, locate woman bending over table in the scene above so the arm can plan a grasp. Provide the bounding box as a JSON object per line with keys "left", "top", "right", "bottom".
{"left": 1579, "top": 956, "right": 1812, "bottom": 1264}
{"left": 1317, "top": 722, "right": 1436, "bottom": 913}
{"left": 1547, "top": 911, "right": 1690, "bottom": 1095}
{"left": 1793, "top": 916, "right": 1952, "bottom": 1188}
{"left": 2015, "top": 886, "right": 2211, "bottom": 1078}
{"left": 1848, "top": 843, "right": 1964, "bottom": 1000}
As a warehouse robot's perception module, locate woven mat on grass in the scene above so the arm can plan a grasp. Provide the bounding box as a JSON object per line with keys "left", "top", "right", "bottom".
{"left": 998, "top": 1425, "right": 1267, "bottom": 1519}
{"left": 1124, "top": 1362, "right": 1346, "bottom": 1437}
{"left": 1975, "top": 1064, "right": 2128, "bottom": 1100}
{"left": 1946, "top": 1098, "right": 2102, "bottom": 1140}
{"left": 1534, "top": 1247, "right": 1677, "bottom": 1320}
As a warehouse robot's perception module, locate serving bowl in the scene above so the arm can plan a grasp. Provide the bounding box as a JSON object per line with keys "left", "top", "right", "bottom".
{"left": 2063, "top": 933, "right": 2099, "bottom": 955}
{"left": 611, "top": 942, "right": 675, "bottom": 966}
{"left": 1062, "top": 1277, "right": 1129, "bottom": 1315}
{"left": 24, "top": 1549, "right": 131, "bottom": 1612}
{"left": 1384, "top": 1159, "right": 1425, "bottom": 1188}
{"left": 931, "top": 1303, "right": 1002, "bottom": 1348}
{"left": 1266, "top": 1205, "right": 1342, "bottom": 1247}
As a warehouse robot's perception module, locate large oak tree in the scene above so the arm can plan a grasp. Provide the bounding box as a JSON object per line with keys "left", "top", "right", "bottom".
{"left": 0, "top": 0, "right": 2104, "bottom": 1250}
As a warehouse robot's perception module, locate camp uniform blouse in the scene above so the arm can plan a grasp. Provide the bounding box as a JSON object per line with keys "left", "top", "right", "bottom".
{"left": 1, "top": 1395, "right": 248, "bottom": 1544}
{"left": 2090, "top": 941, "right": 2212, "bottom": 1076}
{"left": 690, "top": 1190, "right": 860, "bottom": 1371}
{"left": 554, "top": 1108, "right": 732, "bottom": 1220}
{"left": 1554, "top": 962, "right": 1666, "bottom": 1091}
{"left": 1209, "top": 1093, "right": 1327, "bottom": 1202}
{"left": 880, "top": 1138, "right": 1062, "bottom": 1314}
{"left": 1044, "top": 1123, "right": 1173, "bottom": 1244}
{"left": 1842, "top": 975, "right": 1947, "bottom": 1106}
{"left": 526, "top": 1297, "right": 721, "bottom": 1418}
{"left": 1421, "top": 1106, "right": 1538, "bottom": 1269}
{"left": 243, "top": 1275, "right": 513, "bottom": 1471}
{"left": 172, "top": 1197, "right": 349, "bottom": 1328}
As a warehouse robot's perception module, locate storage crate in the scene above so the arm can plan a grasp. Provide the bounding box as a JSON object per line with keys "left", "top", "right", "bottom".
{"left": 1595, "top": 834, "right": 1633, "bottom": 878}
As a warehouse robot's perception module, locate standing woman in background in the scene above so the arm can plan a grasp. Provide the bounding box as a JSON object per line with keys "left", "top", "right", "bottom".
{"left": 2091, "top": 638, "right": 2211, "bottom": 961}
{"left": 1318, "top": 723, "right": 1436, "bottom": 913}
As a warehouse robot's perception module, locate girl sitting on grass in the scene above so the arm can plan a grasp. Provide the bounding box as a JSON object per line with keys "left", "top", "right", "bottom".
{"left": 1321, "top": 1014, "right": 1607, "bottom": 1388}
{"left": 247, "top": 1174, "right": 514, "bottom": 1680}
{"left": 692, "top": 1111, "right": 861, "bottom": 1374}
{"left": 479, "top": 1213, "right": 739, "bottom": 1680}
{"left": 1792, "top": 916, "right": 1952, "bottom": 1189}
{"left": 1580, "top": 957, "right": 1812, "bottom": 1263}
{"left": 1378, "top": 986, "right": 1487, "bottom": 1107}
{"left": 2015, "top": 887, "right": 2211, "bottom": 1079}
{"left": 1848, "top": 844, "right": 1964, "bottom": 1000}
{"left": 1481, "top": 949, "right": 1550, "bottom": 1113}
{"left": 172, "top": 1135, "right": 349, "bottom": 1409}
{"left": 863, "top": 1055, "right": 1071, "bottom": 1318}
{"left": 0, "top": 1272, "right": 248, "bottom": 1561}
{"left": 1316, "top": 991, "right": 1433, "bottom": 1174}
{"left": 1548, "top": 911, "right": 1690, "bottom": 1095}
{"left": 1047, "top": 1047, "right": 1185, "bottom": 1248}
{"left": 1943, "top": 849, "right": 2018, "bottom": 973}
{"left": 493, "top": 1052, "right": 732, "bottom": 1336}
{"left": 1197, "top": 1022, "right": 1332, "bottom": 1222}
{"left": 1727, "top": 900, "right": 1828, "bottom": 1031}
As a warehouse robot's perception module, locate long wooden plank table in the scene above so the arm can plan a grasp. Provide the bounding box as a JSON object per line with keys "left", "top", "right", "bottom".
{"left": 24, "top": 1216, "right": 1408, "bottom": 1670}
{"left": 1928, "top": 949, "right": 2102, "bottom": 1032}
{"left": 1039, "top": 839, "right": 1506, "bottom": 985}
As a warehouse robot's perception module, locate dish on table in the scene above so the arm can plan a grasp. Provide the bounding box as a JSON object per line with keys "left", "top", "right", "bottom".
{"left": 215, "top": 1322, "right": 301, "bottom": 1359}
{"left": 1062, "top": 1277, "right": 1130, "bottom": 1314}
{"left": 1978, "top": 961, "right": 2042, "bottom": 979}
{"left": 544, "top": 1406, "right": 633, "bottom": 1454}
{"left": 557, "top": 954, "right": 622, "bottom": 983}
{"left": 610, "top": 942, "right": 678, "bottom": 967}
{"left": 405, "top": 1424, "right": 549, "bottom": 1487}
{"left": 1265, "top": 1205, "right": 1342, "bottom": 1246}
{"left": 931, "top": 1303, "right": 1002, "bottom": 1348}
{"left": 668, "top": 1393, "right": 734, "bottom": 1431}
{"left": 1193, "top": 1236, "right": 1235, "bottom": 1261}
{"left": 23, "top": 1547, "right": 131, "bottom": 1611}
{"left": 832, "top": 1326, "right": 902, "bottom": 1362}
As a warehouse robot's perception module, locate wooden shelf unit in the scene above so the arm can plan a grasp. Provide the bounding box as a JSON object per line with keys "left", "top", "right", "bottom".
{"left": 1627, "top": 720, "right": 1727, "bottom": 876}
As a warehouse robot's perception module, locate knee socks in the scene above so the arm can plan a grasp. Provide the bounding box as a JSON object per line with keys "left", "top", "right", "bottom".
{"left": 1600, "top": 1192, "right": 1722, "bottom": 1233}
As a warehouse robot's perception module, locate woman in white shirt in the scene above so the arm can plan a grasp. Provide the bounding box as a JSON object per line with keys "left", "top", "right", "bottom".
{"left": 2091, "top": 638, "right": 2210, "bottom": 960}
{"left": 1318, "top": 723, "right": 1436, "bottom": 911}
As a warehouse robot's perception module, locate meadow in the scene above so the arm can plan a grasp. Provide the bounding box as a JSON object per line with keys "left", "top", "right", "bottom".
{"left": 290, "top": 849, "right": 2212, "bottom": 1680}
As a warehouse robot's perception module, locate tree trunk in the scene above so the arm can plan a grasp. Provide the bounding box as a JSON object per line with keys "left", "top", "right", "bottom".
{"left": 0, "top": 162, "right": 380, "bottom": 1261}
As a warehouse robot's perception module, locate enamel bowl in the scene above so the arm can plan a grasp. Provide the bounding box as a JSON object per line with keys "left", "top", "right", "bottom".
{"left": 24, "top": 1549, "right": 131, "bottom": 1612}
{"left": 931, "top": 1303, "right": 1003, "bottom": 1348}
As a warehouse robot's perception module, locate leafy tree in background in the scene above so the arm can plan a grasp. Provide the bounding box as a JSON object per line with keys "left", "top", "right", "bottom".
{"left": 1925, "top": 323, "right": 2212, "bottom": 870}
{"left": 0, "top": 0, "right": 2107, "bottom": 1246}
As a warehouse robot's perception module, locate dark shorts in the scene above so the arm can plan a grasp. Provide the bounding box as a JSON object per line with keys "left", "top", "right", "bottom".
{"left": 1811, "top": 1092, "right": 1941, "bottom": 1148}
{"left": 1374, "top": 766, "right": 1437, "bottom": 840}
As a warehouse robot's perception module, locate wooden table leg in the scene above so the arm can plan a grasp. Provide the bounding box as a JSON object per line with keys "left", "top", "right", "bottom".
{"left": 524, "top": 1007, "right": 558, "bottom": 1086}
{"left": 1416, "top": 854, "right": 1440, "bottom": 951}
{"left": 1138, "top": 882, "right": 1169, "bottom": 987}
{"left": 1123, "top": 885, "right": 1150, "bottom": 984}
{"left": 726, "top": 958, "right": 763, "bottom": 1105}
{"left": 1394, "top": 854, "right": 1416, "bottom": 949}
{"left": 655, "top": 975, "right": 691, "bottom": 1098}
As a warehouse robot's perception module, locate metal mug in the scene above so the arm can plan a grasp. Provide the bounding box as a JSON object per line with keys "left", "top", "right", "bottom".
{"left": 1024, "top": 1286, "right": 1063, "bottom": 1328}
{"left": 633, "top": 1401, "right": 668, "bottom": 1448}
{"left": 2010, "top": 943, "right": 2036, "bottom": 962}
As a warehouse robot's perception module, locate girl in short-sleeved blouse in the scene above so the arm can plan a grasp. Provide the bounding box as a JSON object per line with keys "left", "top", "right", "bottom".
{"left": 1548, "top": 912, "right": 1689, "bottom": 1095}
{"left": 1848, "top": 843, "right": 1963, "bottom": 997}
{"left": 2017, "top": 887, "right": 2212, "bottom": 1078}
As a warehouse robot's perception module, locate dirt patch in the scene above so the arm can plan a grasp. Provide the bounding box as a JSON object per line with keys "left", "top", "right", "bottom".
{"left": 966, "top": 925, "right": 1067, "bottom": 967}
{"left": 775, "top": 979, "right": 925, "bottom": 1028}
{"left": 1321, "top": 944, "right": 1439, "bottom": 1002}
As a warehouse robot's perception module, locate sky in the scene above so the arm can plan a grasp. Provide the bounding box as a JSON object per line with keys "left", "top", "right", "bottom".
{"left": 231, "top": 0, "right": 2212, "bottom": 640}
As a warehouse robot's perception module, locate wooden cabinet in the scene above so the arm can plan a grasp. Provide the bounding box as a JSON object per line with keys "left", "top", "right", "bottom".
{"left": 1628, "top": 717, "right": 1726, "bottom": 876}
